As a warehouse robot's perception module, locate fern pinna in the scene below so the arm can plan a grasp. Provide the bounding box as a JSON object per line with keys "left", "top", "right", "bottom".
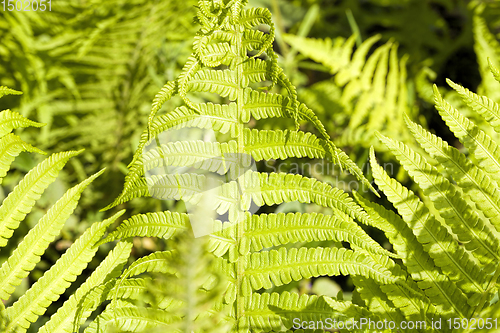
{"left": 359, "top": 62, "right": 500, "bottom": 332}
{"left": 0, "top": 87, "right": 133, "bottom": 333}
{"left": 96, "top": 1, "right": 444, "bottom": 332}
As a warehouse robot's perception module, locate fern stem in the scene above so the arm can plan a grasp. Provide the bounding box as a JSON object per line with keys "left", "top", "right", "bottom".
{"left": 235, "top": 14, "right": 248, "bottom": 333}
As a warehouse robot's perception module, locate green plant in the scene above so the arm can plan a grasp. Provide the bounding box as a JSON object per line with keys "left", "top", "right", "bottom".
{"left": 0, "top": 87, "right": 132, "bottom": 333}
{"left": 283, "top": 32, "right": 416, "bottom": 150}
{"left": 97, "top": 0, "right": 443, "bottom": 332}
{"left": 0, "top": 0, "right": 198, "bottom": 219}
{"left": 353, "top": 62, "right": 500, "bottom": 332}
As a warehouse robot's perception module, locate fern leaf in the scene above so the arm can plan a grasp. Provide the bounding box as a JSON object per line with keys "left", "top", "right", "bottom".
{"left": 433, "top": 85, "right": 500, "bottom": 185}
{"left": 239, "top": 8, "right": 274, "bottom": 57}
{"left": 146, "top": 173, "right": 240, "bottom": 219}
{"left": 447, "top": 78, "right": 500, "bottom": 133}
{"left": 119, "top": 251, "right": 177, "bottom": 280}
{"left": 199, "top": 42, "right": 234, "bottom": 67}
{"left": 245, "top": 171, "right": 374, "bottom": 226}
{"left": 368, "top": 44, "right": 400, "bottom": 130}
{"left": 337, "top": 35, "right": 382, "bottom": 85}
{"left": 207, "top": 221, "right": 236, "bottom": 258}
{"left": 354, "top": 192, "right": 470, "bottom": 317}
{"left": 473, "top": 15, "right": 500, "bottom": 101}
{"left": 244, "top": 129, "right": 325, "bottom": 160}
{"left": 242, "top": 89, "right": 327, "bottom": 138}
{"left": 245, "top": 211, "right": 392, "bottom": 257}
{"left": 38, "top": 240, "right": 133, "bottom": 333}
{"left": 244, "top": 247, "right": 399, "bottom": 291}
{"left": 362, "top": 249, "right": 437, "bottom": 324}
{"left": 0, "top": 133, "right": 46, "bottom": 184}
{"left": 83, "top": 307, "right": 179, "bottom": 333}
{"left": 404, "top": 114, "right": 500, "bottom": 232}
{"left": 352, "top": 276, "right": 406, "bottom": 324}
{"left": 377, "top": 132, "right": 500, "bottom": 266}
{"left": 141, "top": 140, "right": 241, "bottom": 176}
{"left": 0, "top": 86, "right": 22, "bottom": 98}
{"left": 4, "top": 210, "right": 125, "bottom": 332}
{"left": 370, "top": 148, "right": 486, "bottom": 305}
{"left": 489, "top": 58, "right": 500, "bottom": 84}
{"left": 243, "top": 291, "right": 372, "bottom": 332}
{"left": 187, "top": 68, "right": 239, "bottom": 100}
{"left": 282, "top": 34, "right": 355, "bottom": 74}
{"left": 0, "top": 109, "right": 44, "bottom": 138}
{"left": 0, "top": 169, "right": 105, "bottom": 301}
{"left": 100, "top": 211, "right": 189, "bottom": 244}
{"left": 103, "top": 103, "right": 242, "bottom": 210}
{"left": 242, "top": 58, "right": 272, "bottom": 86}
{"left": 0, "top": 150, "right": 82, "bottom": 248}
{"left": 178, "top": 55, "right": 201, "bottom": 109}
{"left": 148, "top": 80, "right": 177, "bottom": 136}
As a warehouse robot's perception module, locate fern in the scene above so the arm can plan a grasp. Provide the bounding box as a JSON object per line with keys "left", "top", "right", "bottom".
{"left": 93, "top": 1, "right": 443, "bottom": 332}
{"left": 361, "top": 63, "right": 500, "bottom": 329}
{"left": 0, "top": 0, "right": 199, "bottom": 220}
{"left": 283, "top": 32, "right": 415, "bottom": 148}
{"left": 473, "top": 13, "right": 500, "bottom": 102}
{"left": 0, "top": 90, "right": 132, "bottom": 332}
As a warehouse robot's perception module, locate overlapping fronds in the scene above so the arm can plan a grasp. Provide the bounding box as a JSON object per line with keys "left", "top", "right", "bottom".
{"left": 97, "top": 1, "right": 428, "bottom": 332}
{"left": 284, "top": 32, "right": 414, "bottom": 148}
{"left": 0, "top": 90, "right": 132, "bottom": 332}
{"left": 363, "top": 67, "right": 500, "bottom": 328}
{"left": 0, "top": 0, "right": 199, "bottom": 214}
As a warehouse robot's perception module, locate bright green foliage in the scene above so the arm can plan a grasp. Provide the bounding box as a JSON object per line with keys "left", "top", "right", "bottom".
{"left": 0, "top": 0, "right": 198, "bottom": 217}
{"left": 362, "top": 65, "right": 500, "bottom": 330}
{"left": 283, "top": 32, "right": 414, "bottom": 149}
{"left": 0, "top": 90, "right": 132, "bottom": 332}
{"left": 473, "top": 13, "right": 500, "bottom": 102}
{"left": 86, "top": 229, "right": 232, "bottom": 333}
{"left": 96, "top": 1, "right": 453, "bottom": 332}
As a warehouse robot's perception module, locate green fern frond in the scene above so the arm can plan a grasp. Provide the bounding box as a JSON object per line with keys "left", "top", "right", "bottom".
{"left": 0, "top": 169, "right": 105, "bottom": 301}
{"left": 473, "top": 15, "right": 500, "bottom": 101}
{"left": 38, "top": 240, "right": 133, "bottom": 333}
{"left": 84, "top": 307, "right": 178, "bottom": 333}
{"left": 105, "top": 2, "right": 386, "bottom": 331}
{"left": 100, "top": 211, "right": 189, "bottom": 244}
{"left": 489, "top": 58, "right": 500, "bottom": 84}
{"left": 376, "top": 132, "right": 500, "bottom": 266}
{"left": 284, "top": 28, "right": 414, "bottom": 152}
{"left": 148, "top": 80, "right": 177, "bottom": 137}
{"left": 352, "top": 276, "right": 406, "bottom": 325}
{"left": 447, "top": 78, "right": 500, "bottom": 133}
{"left": 245, "top": 211, "right": 391, "bottom": 257}
{"left": 4, "top": 210, "right": 125, "bottom": 332}
{"left": 404, "top": 114, "right": 500, "bottom": 232}
{"left": 369, "top": 148, "right": 482, "bottom": 311}
{"left": 118, "top": 251, "right": 177, "bottom": 283}
{"left": 0, "top": 150, "right": 82, "bottom": 248}
{"left": 243, "top": 292, "right": 372, "bottom": 332}
{"left": 354, "top": 192, "right": 470, "bottom": 318}
{"left": 0, "top": 109, "right": 44, "bottom": 137}
{"left": 0, "top": 133, "right": 46, "bottom": 184}
{"left": 433, "top": 85, "right": 500, "bottom": 185}
{"left": 281, "top": 33, "right": 372, "bottom": 78}
{"left": 244, "top": 247, "right": 399, "bottom": 292}
{"left": 245, "top": 171, "right": 373, "bottom": 226}
{"left": 0, "top": 86, "right": 22, "bottom": 98}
